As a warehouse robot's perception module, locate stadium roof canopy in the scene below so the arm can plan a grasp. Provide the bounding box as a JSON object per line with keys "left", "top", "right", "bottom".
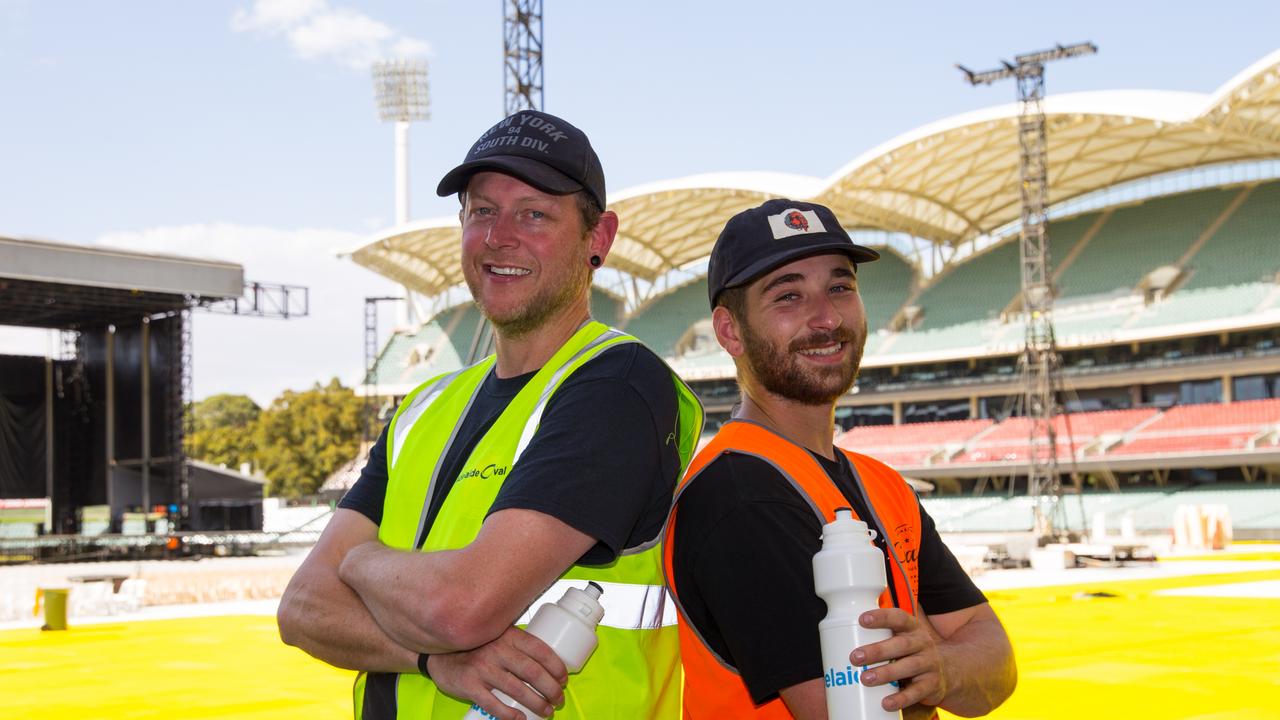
{"left": 349, "top": 49, "right": 1280, "bottom": 302}
{"left": 0, "top": 236, "right": 244, "bottom": 329}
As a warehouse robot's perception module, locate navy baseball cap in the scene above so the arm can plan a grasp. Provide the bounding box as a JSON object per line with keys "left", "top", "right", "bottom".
{"left": 707, "top": 199, "right": 879, "bottom": 309}
{"left": 436, "top": 110, "right": 606, "bottom": 209}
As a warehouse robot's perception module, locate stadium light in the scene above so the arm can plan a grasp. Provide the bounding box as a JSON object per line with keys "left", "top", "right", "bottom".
{"left": 371, "top": 59, "right": 430, "bottom": 226}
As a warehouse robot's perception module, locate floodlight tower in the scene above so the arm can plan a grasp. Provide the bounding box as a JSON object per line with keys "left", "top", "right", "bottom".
{"left": 504, "top": 0, "right": 544, "bottom": 114}
{"left": 958, "top": 42, "right": 1097, "bottom": 540}
{"left": 373, "top": 58, "right": 430, "bottom": 225}
{"left": 372, "top": 59, "right": 429, "bottom": 329}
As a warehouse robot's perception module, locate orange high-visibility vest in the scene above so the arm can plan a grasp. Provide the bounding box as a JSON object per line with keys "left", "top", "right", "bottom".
{"left": 662, "top": 421, "right": 924, "bottom": 719}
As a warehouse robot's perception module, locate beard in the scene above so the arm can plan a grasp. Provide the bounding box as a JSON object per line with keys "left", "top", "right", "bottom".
{"left": 739, "top": 318, "right": 865, "bottom": 406}
{"left": 467, "top": 255, "right": 591, "bottom": 340}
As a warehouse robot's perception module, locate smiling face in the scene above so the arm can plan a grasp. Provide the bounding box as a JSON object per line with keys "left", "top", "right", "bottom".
{"left": 460, "top": 171, "right": 594, "bottom": 339}
{"left": 719, "top": 252, "right": 867, "bottom": 406}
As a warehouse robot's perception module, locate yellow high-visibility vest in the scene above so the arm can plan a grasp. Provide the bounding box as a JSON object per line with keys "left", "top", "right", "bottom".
{"left": 355, "top": 321, "right": 703, "bottom": 719}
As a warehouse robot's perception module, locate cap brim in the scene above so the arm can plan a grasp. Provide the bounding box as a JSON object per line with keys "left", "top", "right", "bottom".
{"left": 436, "top": 156, "right": 584, "bottom": 198}
{"left": 721, "top": 242, "right": 880, "bottom": 293}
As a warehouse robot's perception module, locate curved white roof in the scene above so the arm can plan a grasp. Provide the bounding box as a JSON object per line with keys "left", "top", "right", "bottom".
{"left": 351, "top": 50, "right": 1280, "bottom": 300}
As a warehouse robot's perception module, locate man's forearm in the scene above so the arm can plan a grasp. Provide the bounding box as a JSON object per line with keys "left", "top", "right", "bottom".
{"left": 934, "top": 613, "right": 1017, "bottom": 716}
{"left": 340, "top": 540, "right": 489, "bottom": 653}
{"left": 278, "top": 553, "right": 420, "bottom": 673}
{"left": 339, "top": 510, "right": 599, "bottom": 654}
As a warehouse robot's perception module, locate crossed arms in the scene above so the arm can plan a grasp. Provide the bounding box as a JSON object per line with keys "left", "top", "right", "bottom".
{"left": 277, "top": 507, "right": 596, "bottom": 718}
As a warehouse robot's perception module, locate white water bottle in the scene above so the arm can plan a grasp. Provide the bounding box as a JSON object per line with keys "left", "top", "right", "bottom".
{"left": 463, "top": 582, "right": 605, "bottom": 720}
{"left": 814, "top": 508, "right": 900, "bottom": 720}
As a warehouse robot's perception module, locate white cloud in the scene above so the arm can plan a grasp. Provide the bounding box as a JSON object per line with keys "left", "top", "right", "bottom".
{"left": 391, "top": 37, "right": 431, "bottom": 59}
{"left": 230, "top": 0, "right": 326, "bottom": 33}
{"left": 94, "top": 223, "right": 400, "bottom": 406}
{"left": 231, "top": 0, "right": 430, "bottom": 70}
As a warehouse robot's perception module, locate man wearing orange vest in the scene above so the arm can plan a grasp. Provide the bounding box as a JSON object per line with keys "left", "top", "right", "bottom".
{"left": 663, "top": 199, "right": 1016, "bottom": 719}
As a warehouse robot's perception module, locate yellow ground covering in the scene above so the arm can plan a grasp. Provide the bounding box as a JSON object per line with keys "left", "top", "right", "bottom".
{"left": 956, "top": 567, "right": 1280, "bottom": 720}
{"left": 0, "top": 615, "right": 353, "bottom": 719}
{"left": 2, "top": 564, "right": 1278, "bottom": 719}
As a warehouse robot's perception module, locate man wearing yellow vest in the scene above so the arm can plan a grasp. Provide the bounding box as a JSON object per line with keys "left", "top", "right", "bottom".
{"left": 279, "top": 110, "right": 702, "bottom": 720}
{"left": 663, "top": 200, "right": 1015, "bottom": 719}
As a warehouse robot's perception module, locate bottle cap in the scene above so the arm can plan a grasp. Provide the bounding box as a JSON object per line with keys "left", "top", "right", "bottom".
{"left": 822, "top": 507, "right": 873, "bottom": 542}
{"left": 560, "top": 583, "right": 605, "bottom": 626}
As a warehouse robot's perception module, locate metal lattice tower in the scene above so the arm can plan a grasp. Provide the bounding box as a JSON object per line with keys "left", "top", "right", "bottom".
{"left": 165, "top": 309, "right": 192, "bottom": 526}
{"left": 959, "top": 42, "right": 1097, "bottom": 538}
{"left": 503, "top": 0, "right": 544, "bottom": 115}
{"left": 363, "top": 296, "right": 402, "bottom": 442}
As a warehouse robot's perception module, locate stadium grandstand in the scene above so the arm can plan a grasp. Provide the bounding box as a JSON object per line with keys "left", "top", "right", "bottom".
{"left": 346, "top": 50, "right": 1280, "bottom": 543}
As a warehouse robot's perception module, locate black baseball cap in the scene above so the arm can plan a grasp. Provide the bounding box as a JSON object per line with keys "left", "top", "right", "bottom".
{"left": 436, "top": 110, "right": 606, "bottom": 209}
{"left": 707, "top": 199, "right": 879, "bottom": 309}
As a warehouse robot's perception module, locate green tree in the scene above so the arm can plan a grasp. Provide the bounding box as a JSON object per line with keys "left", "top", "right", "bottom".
{"left": 186, "top": 394, "right": 261, "bottom": 471}
{"left": 253, "top": 378, "right": 364, "bottom": 497}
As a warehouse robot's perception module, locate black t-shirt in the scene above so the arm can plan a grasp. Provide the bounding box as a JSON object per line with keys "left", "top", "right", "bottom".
{"left": 340, "top": 342, "right": 683, "bottom": 565}
{"left": 671, "top": 448, "right": 986, "bottom": 705}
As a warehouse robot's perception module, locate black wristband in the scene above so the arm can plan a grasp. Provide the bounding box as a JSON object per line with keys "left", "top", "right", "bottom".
{"left": 417, "top": 653, "right": 431, "bottom": 678}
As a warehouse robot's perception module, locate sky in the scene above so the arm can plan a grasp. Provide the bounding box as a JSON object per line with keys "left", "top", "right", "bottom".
{"left": 1, "top": 0, "right": 1277, "bottom": 405}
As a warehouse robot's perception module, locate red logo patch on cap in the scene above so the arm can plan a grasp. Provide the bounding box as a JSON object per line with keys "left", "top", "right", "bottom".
{"left": 784, "top": 211, "right": 809, "bottom": 231}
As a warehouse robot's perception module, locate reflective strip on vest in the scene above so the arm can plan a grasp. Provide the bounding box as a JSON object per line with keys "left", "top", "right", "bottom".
{"left": 517, "top": 579, "right": 677, "bottom": 630}
{"left": 389, "top": 368, "right": 464, "bottom": 469}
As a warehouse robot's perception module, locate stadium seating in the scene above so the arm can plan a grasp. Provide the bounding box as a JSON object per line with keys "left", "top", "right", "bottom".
{"left": 441, "top": 303, "right": 484, "bottom": 362}
{"left": 621, "top": 280, "right": 709, "bottom": 358}
{"left": 949, "top": 408, "right": 1159, "bottom": 465}
{"left": 1113, "top": 483, "right": 1280, "bottom": 532}
{"left": 621, "top": 256, "right": 917, "bottom": 359}
{"left": 1047, "top": 305, "right": 1136, "bottom": 340}
{"left": 1059, "top": 488, "right": 1174, "bottom": 532}
{"left": 1055, "top": 189, "right": 1236, "bottom": 301}
{"left": 840, "top": 402, "right": 1274, "bottom": 470}
{"left": 910, "top": 242, "right": 1021, "bottom": 331}
{"left": 1109, "top": 398, "right": 1280, "bottom": 456}
{"left": 919, "top": 495, "right": 1010, "bottom": 531}
{"left": 836, "top": 419, "right": 993, "bottom": 468}
{"left": 591, "top": 288, "right": 624, "bottom": 327}
{"left": 367, "top": 324, "right": 438, "bottom": 388}
{"left": 880, "top": 319, "right": 1013, "bottom": 356}
{"left": 857, "top": 249, "right": 916, "bottom": 332}
{"left": 366, "top": 288, "right": 623, "bottom": 386}
{"left": 922, "top": 483, "right": 1280, "bottom": 534}
{"left": 1037, "top": 213, "right": 1096, "bottom": 295}
{"left": 1180, "top": 183, "right": 1280, "bottom": 290}
{"left": 1127, "top": 283, "right": 1272, "bottom": 330}
{"left": 363, "top": 303, "right": 481, "bottom": 390}
{"left": 928, "top": 495, "right": 1038, "bottom": 533}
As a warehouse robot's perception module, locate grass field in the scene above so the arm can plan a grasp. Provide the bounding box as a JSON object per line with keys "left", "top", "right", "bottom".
{"left": 3, "top": 560, "right": 1278, "bottom": 719}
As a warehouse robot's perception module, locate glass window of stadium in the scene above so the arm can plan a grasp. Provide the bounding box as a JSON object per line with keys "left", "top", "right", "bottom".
{"left": 1233, "top": 373, "right": 1280, "bottom": 401}
{"left": 1064, "top": 386, "right": 1133, "bottom": 412}
{"left": 690, "top": 379, "right": 739, "bottom": 403}
{"left": 904, "top": 400, "right": 970, "bottom": 424}
{"left": 1143, "top": 383, "right": 1179, "bottom": 408}
{"left": 835, "top": 404, "right": 893, "bottom": 430}
{"left": 702, "top": 410, "right": 733, "bottom": 433}
{"left": 1143, "top": 378, "right": 1223, "bottom": 407}
{"left": 1180, "top": 378, "right": 1223, "bottom": 405}
{"left": 979, "top": 396, "right": 1019, "bottom": 420}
